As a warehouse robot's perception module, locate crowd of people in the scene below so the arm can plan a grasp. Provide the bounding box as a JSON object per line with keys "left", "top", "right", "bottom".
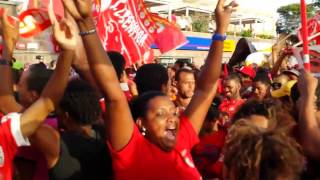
{"left": 0, "top": 0, "right": 319, "bottom": 180}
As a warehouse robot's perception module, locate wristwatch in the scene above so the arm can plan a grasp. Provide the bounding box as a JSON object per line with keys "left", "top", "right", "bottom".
{"left": 212, "top": 33, "right": 227, "bottom": 41}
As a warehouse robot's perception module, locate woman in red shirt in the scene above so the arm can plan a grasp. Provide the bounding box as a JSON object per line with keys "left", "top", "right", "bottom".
{"left": 63, "top": 0, "right": 238, "bottom": 179}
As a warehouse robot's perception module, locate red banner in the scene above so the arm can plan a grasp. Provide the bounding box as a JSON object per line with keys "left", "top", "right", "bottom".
{"left": 93, "top": 0, "right": 186, "bottom": 66}
{"left": 298, "top": 14, "right": 320, "bottom": 45}
{"left": 17, "top": 9, "right": 52, "bottom": 38}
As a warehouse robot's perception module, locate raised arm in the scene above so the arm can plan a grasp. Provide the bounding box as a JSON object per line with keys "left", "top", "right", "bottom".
{"left": 19, "top": 8, "right": 76, "bottom": 138}
{"left": 184, "top": 0, "right": 238, "bottom": 134}
{"left": 65, "top": 12, "right": 100, "bottom": 92}
{"left": 270, "top": 44, "right": 289, "bottom": 77}
{"left": 298, "top": 70, "right": 320, "bottom": 159}
{"left": 62, "top": 0, "right": 134, "bottom": 151}
{"left": 0, "top": 9, "right": 23, "bottom": 113}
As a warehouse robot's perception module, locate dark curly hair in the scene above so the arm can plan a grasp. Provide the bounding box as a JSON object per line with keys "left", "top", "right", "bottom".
{"left": 130, "top": 91, "right": 167, "bottom": 121}
{"left": 107, "top": 51, "right": 126, "bottom": 81}
{"left": 60, "top": 79, "right": 101, "bottom": 125}
{"left": 27, "top": 63, "right": 53, "bottom": 95}
{"left": 232, "top": 98, "right": 296, "bottom": 130}
{"left": 134, "top": 64, "right": 168, "bottom": 94}
{"left": 224, "top": 120, "right": 304, "bottom": 180}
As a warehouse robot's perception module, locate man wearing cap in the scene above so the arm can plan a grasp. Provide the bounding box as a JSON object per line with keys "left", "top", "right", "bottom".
{"left": 236, "top": 65, "right": 256, "bottom": 98}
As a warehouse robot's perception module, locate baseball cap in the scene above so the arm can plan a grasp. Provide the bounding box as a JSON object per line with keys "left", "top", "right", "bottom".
{"left": 236, "top": 66, "right": 256, "bottom": 79}
{"left": 282, "top": 69, "right": 300, "bottom": 77}
{"left": 271, "top": 80, "right": 297, "bottom": 98}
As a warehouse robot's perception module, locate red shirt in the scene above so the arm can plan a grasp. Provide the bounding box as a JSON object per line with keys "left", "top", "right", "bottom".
{"left": 109, "top": 115, "right": 201, "bottom": 180}
{"left": 0, "top": 113, "right": 30, "bottom": 180}
{"left": 219, "top": 98, "right": 245, "bottom": 120}
{"left": 192, "top": 130, "right": 227, "bottom": 179}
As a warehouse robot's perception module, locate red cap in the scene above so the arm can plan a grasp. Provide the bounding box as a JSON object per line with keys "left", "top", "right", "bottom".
{"left": 236, "top": 66, "right": 256, "bottom": 79}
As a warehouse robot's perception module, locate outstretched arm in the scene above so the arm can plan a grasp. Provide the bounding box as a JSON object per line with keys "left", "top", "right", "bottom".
{"left": 19, "top": 7, "right": 77, "bottom": 138}
{"left": 65, "top": 11, "right": 100, "bottom": 92}
{"left": 298, "top": 70, "right": 320, "bottom": 159}
{"left": 185, "top": 0, "right": 238, "bottom": 134}
{"left": 270, "top": 44, "right": 289, "bottom": 77}
{"left": 62, "top": 0, "right": 134, "bottom": 151}
{"left": 0, "top": 9, "right": 23, "bottom": 113}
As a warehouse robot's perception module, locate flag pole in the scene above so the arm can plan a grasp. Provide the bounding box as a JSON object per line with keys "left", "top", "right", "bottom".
{"left": 300, "top": 0, "right": 311, "bottom": 70}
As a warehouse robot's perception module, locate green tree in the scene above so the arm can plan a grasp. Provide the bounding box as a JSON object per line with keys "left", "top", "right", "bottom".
{"left": 241, "top": 30, "right": 252, "bottom": 37}
{"left": 277, "top": 3, "right": 317, "bottom": 34}
{"left": 192, "top": 16, "right": 209, "bottom": 33}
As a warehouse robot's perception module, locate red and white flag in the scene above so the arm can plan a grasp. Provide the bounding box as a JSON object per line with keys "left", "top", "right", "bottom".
{"left": 298, "top": 14, "right": 320, "bottom": 45}
{"left": 93, "top": 0, "right": 187, "bottom": 66}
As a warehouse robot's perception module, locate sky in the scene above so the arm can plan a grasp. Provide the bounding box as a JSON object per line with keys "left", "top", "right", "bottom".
{"left": 236, "top": 0, "right": 314, "bottom": 12}
{"left": 174, "top": 0, "right": 315, "bottom": 16}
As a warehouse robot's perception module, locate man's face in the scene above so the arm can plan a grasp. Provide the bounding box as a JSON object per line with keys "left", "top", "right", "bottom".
{"left": 239, "top": 74, "right": 252, "bottom": 88}
{"left": 252, "top": 81, "right": 269, "bottom": 101}
{"left": 17, "top": 69, "right": 37, "bottom": 108}
{"left": 176, "top": 72, "right": 195, "bottom": 99}
{"left": 223, "top": 79, "right": 241, "bottom": 99}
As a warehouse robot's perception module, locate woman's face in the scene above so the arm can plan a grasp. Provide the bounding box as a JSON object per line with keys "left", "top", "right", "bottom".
{"left": 142, "top": 96, "right": 180, "bottom": 151}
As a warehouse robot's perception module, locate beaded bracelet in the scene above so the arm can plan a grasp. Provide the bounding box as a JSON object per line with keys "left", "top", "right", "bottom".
{"left": 79, "top": 28, "right": 96, "bottom": 36}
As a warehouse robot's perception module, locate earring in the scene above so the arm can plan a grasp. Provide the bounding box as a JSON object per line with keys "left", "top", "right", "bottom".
{"left": 141, "top": 127, "right": 146, "bottom": 136}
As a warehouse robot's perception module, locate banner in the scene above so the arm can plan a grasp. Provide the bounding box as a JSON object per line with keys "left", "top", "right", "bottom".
{"left": 17, "top": 9, "right": 52, "bottom": 38}
{"left": 298, "top": 14, "right": 320, "bottom": 45}
{"left": 93, "top": 0, "right": 186, "bottom": 66}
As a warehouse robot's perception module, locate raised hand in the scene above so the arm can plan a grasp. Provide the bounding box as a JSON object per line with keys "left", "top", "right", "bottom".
{"left": 48, "top": 0, "right": 77, "bottom": 50}
{"left": 0, "top": 8, "right": 19, "bottom": 53}
{"left": 298, "top": 70, "right": 318, "bottom": 97}
{"left": 215, "top": 0, "right": 238, "bottom": 34}
{"left": 62, "top": 0, "right": 92, "bottom": 21}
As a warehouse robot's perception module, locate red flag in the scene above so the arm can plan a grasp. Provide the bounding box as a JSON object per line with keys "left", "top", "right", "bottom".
{"left": 5, "top": 8, "right": 61, "bottom": 39}
{"left": 17, "top": 9, "right": 52, "bottom": 38}
{"left": 138, "top": 3, "right": 187, "bottom": 53}
{"left": 298, "top": 14, "right": 320, "bottom": 45}
{"left": 93, "top": 0, "right": 186, "bottom": 66}
{"left": 93, "top": 0, "right": 154, "bottom": 66}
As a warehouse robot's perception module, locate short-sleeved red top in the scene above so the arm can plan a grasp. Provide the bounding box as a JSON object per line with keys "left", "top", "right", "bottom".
{"left": 219, "top": 98, "right": 245, "bottom": 119}
{"left": 0, "top": 113, "right": 30, "bottom": 180}
{"left": 192, "top": 130, "right": 227, "bottom": 179}
{"left": 109, "top": 115, "right": 202, "bottom": 180}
